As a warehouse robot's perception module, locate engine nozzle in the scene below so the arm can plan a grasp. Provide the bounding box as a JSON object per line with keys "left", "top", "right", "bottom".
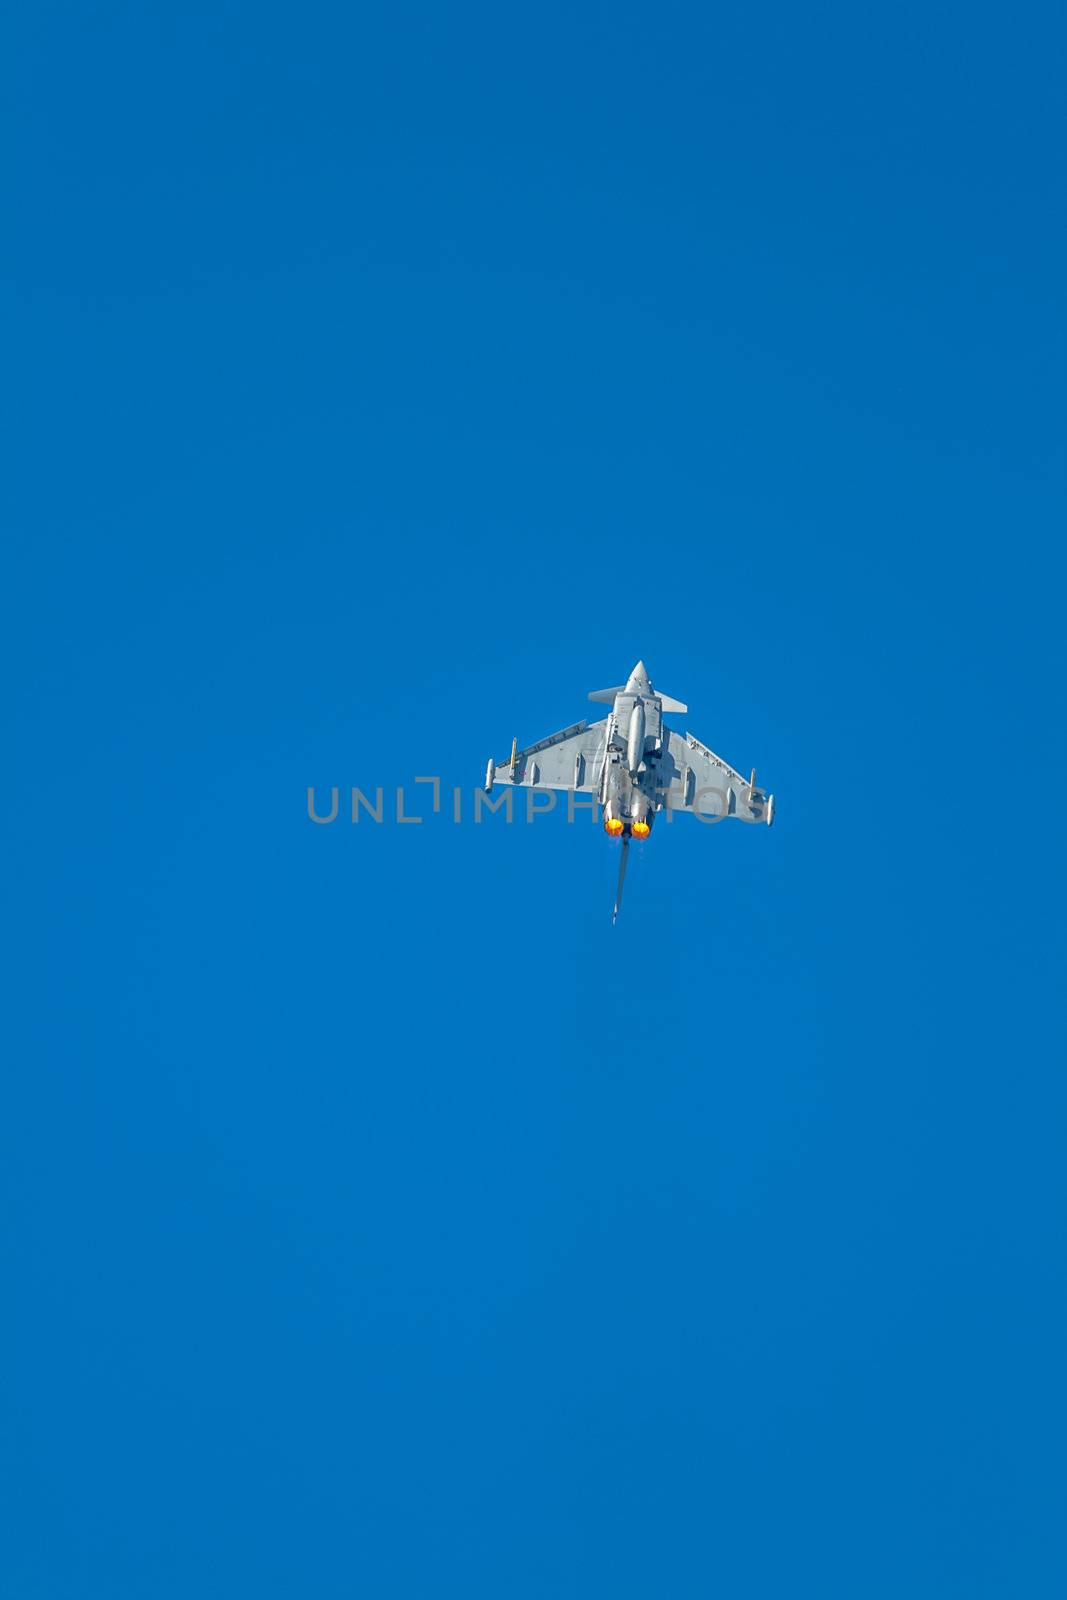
{"left": 603, "top": 798, "right": 625, "bottom": 837}
{"left": 630, "top": 795, "right": 652, "bottom": 839}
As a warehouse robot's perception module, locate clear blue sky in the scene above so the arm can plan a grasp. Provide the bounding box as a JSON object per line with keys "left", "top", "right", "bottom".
{"left": 4, "top": 3, "right": 1065, "bottom": 1595}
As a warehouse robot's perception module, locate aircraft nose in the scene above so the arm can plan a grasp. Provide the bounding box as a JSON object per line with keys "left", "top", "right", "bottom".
{"left": 626, "top": 659, "right": 651, "bottom": 691}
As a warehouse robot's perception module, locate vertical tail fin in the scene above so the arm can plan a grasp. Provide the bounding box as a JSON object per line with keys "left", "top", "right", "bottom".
{"left": 612, "top": 836, "right": 630, "bottom": 925}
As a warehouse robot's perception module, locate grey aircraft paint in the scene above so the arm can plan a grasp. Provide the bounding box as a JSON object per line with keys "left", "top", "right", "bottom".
{"left": 484, "top": 661, "right": 774, "bottom": 922}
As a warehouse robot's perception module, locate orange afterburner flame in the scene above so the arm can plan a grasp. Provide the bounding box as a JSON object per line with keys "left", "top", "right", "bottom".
{"left": 604, "top": 816, "right": 625, "bottom": 837}
{"left": 631, "top": 819, "right": 651, "bottom": 839}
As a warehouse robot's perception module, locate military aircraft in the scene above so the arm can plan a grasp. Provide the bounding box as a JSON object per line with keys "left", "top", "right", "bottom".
{"left": 485, "top": 661, "right": 774, "bottom": 921}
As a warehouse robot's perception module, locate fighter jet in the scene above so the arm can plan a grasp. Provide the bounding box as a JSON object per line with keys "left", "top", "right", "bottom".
{"left": 484, "top": 661, "right": 774, "bottom": 922}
